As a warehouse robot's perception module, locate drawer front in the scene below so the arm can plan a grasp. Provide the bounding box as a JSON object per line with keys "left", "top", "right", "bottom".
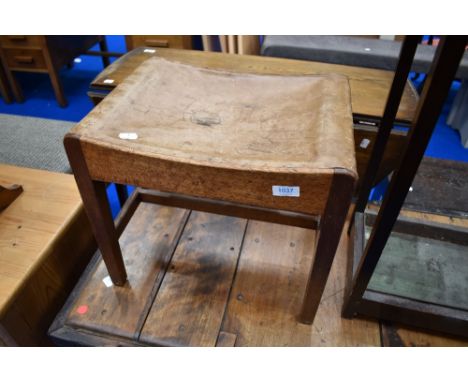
{"left": 0, "top": 35, "right": 45, "bottom": 48}
{"left": 127, "top": 35, "right": 192, "bottom": 50}
{"left": 2, "top": 48, "right": 47, "bottom": 70}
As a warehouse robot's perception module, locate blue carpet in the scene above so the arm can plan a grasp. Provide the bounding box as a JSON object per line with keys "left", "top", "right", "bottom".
{"left": 107, "top": 184, "right": 135, "bottom": 219}
{"left": 1, "top": 36, "right": 467, "bottom": 210}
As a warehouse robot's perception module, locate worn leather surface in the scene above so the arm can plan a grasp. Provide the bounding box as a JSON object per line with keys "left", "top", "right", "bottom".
{"left": 72, "top": 57, "right": 357, "bottom": 175}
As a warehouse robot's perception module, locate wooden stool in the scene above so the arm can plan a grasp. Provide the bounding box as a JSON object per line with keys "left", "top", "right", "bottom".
{"left": 65, "top": 57, "right": 357, "bottom": 324}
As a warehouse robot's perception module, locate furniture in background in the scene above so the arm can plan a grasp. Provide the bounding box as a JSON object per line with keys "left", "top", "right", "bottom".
{"left": 0, "top": 35, "right": 110, "bottom": 107}
{"left": 0, "top": 58, "right": 12, "bottom": 103}
{"left": 447, "top": 80, "right": 468, "bottom": 148}
{"left": 261, "top": 35, "right": 468, "bottom": 78}
{"left": 371, "top": 156, "right": 468, "bottom": 219}
{"left": 0, "top": 164, "right": 96, "bottom": 345}
{"left": 202, "top": 35, "right": 260, "bottom": 55}
{"left": 343, "top": 36, "right": 468, "bottom": 338}
{"left": 125, "top": 35, "right": 193, "bottom": 51}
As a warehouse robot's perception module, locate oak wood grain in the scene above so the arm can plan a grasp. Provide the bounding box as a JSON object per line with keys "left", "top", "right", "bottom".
{"left": 140, "top": 212, "right": 246, "bottom": 346}
{"left": 0, "top": 164, "right": 96, "bottom": 345}
{"left": 220, "top": 219, "right": 381, "bottom": 346}
{"left": 80, "top": 141, "right": 334, "bottom": 216}
{"left": 216, "top": 331, "right": 237, "bottom": 346}
{"left": 66, "top": 203, "right": 189, "bottom": 339}
{"left": 0, "top": 165, "right": 85, "bottom": 314}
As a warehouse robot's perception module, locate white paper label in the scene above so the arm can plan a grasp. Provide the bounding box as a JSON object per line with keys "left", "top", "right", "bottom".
{"left": 118, "top": 132, "right": 138, "bottom": 140}
{"left": 144, "top": 48, "right": 156, "bottom": 53}
{"left": 360, "top": 138, "right": 371, "bottom": 149}
{"left": 272, "top": 185, "right": 300, "bottom": 197}
{"left": 103, "top": 79, "right": 114, "bottom": 84}
{"left": 102, "top": 276, "right": 113, "bottom": 288}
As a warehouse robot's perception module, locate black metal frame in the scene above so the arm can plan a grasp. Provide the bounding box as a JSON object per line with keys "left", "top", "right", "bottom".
{"left": 353, "top": 35, "right": 421, "bottom": 214}
{"left": 343, "top": 36, "right": 468, "bottom": 338}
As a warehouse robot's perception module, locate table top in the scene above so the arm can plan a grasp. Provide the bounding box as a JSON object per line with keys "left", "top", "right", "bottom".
{"left": 74, "top": 57, "right": 356, "bottom": 175}
{"left": 0, "top": 164, "right": 82, "bottom": 316}
{"left": 91, "top": 47, "right": 419, "bottom": 123}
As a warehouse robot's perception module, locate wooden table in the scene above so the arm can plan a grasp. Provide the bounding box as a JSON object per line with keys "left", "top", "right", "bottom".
{"left": 87, "top": 47, "right": 417, "bottom": 187}
{"left": 0, "top": 164, "right": 96, "bottom": 345}
{"left": 0, "top": 35, "right": 109, "bottom": 107}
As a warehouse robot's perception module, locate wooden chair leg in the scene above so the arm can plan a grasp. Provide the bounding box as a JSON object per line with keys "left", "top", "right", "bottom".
{"left": 48, "top": 65, "right": 67, "bottom": 107}
{"left": 299, "top": 170, "right": 355, "bottom": 324}
{"left": 8, "top": 72, "right": 23, "bottom": 103}
{"left": 99, "top": 36, "right": 111, "bottom": 68}
{"left": 0, "top": 66, "right": 13, "bottom": 104}
{"left": 0, "top": 51, "right": 23, "bottom": 103}
{"left": 115, "top": 184, "right": 128, "bottom": 207}
{"left": 0, "top": 83, "right": 12, "bottom": 103}
{"left": 64, "top": 136, "right": 127, "bottom": 285}
{"left": 3, "top": 70, "right": 23, "bottom": 103}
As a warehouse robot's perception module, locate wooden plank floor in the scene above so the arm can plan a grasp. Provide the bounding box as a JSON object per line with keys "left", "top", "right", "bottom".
{"left": 49, "top": 202, "right": 468, "bottom": 346}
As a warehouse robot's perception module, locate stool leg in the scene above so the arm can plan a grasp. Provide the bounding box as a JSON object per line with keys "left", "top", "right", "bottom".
{"left": 115, "top": 184, "right": 129, "bottom": 207}
{"left": 299, "top": 170, "right": 355, "bottom": 324}
{"left": 64, "top": 136, "right": 127, "bottom": 285}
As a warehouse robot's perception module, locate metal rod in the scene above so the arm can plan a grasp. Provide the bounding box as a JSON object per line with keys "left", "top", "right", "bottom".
{"left": 345, "top": 36, "right": 467, "bottom": 308}
{"left": 354, "top": 35, "right": 421, "bottom": 213}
